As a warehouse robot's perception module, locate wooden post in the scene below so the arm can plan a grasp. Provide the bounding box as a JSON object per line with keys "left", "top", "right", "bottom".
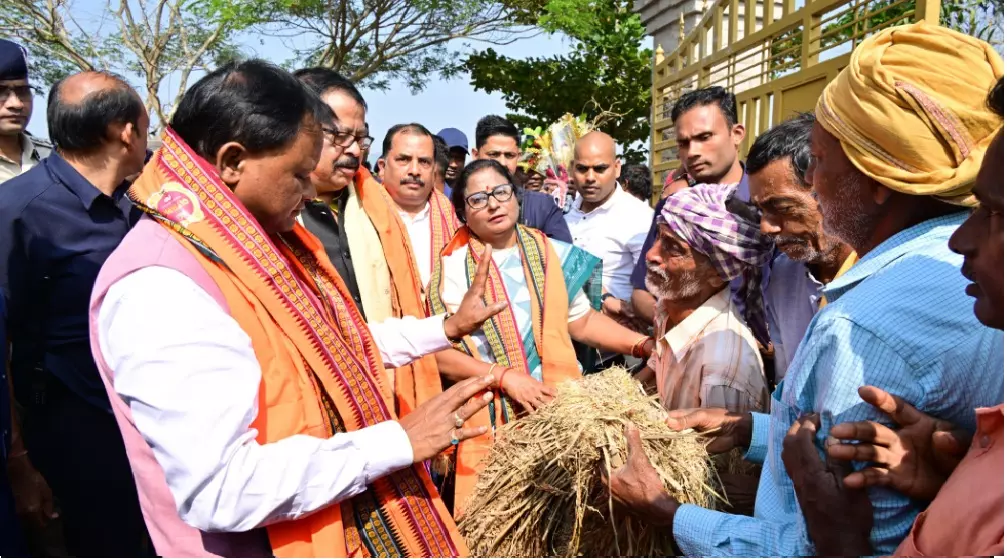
{"left": 714, "top": 3, "right": 725, "bottom": 50}
{"left": 729, "top": 0, "right": 740, "bottom": 44}
{"left": 744, "top": 0, "right": 757, "bottom": 36}
{"left": 652, "top": 43, "right": 665, "bottom": 197}
{"left": 915, "top": 0, "right": 940, "bottom": 24}
{"left": 801, "top": 6, "right": 821, "bottom": 67}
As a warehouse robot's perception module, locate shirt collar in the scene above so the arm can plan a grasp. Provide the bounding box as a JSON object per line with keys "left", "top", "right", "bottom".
{"left": 823, "top": 212, "right": 969, "bottom": 302}
{"left": 397, "top": 200, "right": 431, "bottom": 222}
{"left": 662, "top": 287, "right": 732, "bottom": 355}
{"left": 573, "top": 184, "right": 627, "bottom": 216}
{"left": 0, "top": 134, "right": 39, "bottom": 166}
{"left": 46, "top": 152, "right": 128, "bottom": 210}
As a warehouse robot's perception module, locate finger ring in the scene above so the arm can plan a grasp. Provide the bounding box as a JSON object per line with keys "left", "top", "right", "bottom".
{"left": 454, "top": 412, "right": 464, "bottom": 428}
{"left": 450, "top": 429, "right": 460, "bottom": 446}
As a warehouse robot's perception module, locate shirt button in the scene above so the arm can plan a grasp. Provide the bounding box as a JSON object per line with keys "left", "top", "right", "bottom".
{"left": 343, "top": 250, "right": 351, "bottom": 259}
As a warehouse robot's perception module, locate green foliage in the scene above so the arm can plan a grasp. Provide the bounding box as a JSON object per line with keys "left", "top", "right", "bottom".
{"left": 253, "top": 0, "right": 527, "bottom": 93}
{"left": 461, "top": 0, "right": 652, "bottom": 162}
{"left": 1, "top": 0, "right": 260, "bottom": 128}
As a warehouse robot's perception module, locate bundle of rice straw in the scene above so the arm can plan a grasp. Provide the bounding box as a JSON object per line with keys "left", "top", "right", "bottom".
{"left": 457, "top": 368, "right": 724, "bottom": 557}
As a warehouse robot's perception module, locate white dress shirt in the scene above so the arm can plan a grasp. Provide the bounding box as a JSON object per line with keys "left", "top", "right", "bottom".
{"left": 564, "top": 185, "right": 652, "bottom": 300}
{"left": 398, "top": 202, "right": 433, "bottom": 288}
{"left": 96, "top": 266, "right": 452, "bottom": 533}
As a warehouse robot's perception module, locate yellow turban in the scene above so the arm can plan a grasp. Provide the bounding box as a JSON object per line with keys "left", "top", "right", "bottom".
{"left": 816, "top": 22, "right": 1004, "bottom": 206}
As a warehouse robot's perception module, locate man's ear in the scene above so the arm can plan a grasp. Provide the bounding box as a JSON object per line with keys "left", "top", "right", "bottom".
{"left": 377, "top": 157, "right": 387, "bottom": 182}
{"left": 869, "top": 180, "right": 894, "bottom": 206}
{"left": 215, "top": 142, "right": 247, "bottom": 189}
{"left": 119, "top": 122, "right": 136, "bottom": 151}
{"left": 732, "top": 123, "right": 746, "bottom": 147}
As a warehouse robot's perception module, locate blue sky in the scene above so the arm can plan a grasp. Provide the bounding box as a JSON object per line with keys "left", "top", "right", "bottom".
{"left": 22, "top": 4, "right": 575, "bottom": 166}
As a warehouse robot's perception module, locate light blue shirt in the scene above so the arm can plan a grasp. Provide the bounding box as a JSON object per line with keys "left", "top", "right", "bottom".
{"left": 764, "top": 253, "right": 824, "bottom": 381}
{"left": 672, "top": 212, "right": 1005, "bottom": 557}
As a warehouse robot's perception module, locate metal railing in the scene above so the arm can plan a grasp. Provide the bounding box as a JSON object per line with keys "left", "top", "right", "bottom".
{"left": 650, "top": 0, "right": 941, "bottom": 192}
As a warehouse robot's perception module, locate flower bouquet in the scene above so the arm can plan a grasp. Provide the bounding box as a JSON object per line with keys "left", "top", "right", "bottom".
{"left": 519, "top": 114, "right": 594, "bottom": 208}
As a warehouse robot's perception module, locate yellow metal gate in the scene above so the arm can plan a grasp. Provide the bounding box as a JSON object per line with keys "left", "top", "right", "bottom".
{"left": 650, "top": 0, "right": 942, "bottom": 193}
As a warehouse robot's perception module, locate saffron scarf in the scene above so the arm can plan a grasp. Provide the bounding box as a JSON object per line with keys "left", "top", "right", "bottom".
{"left": 427, "top": 225, "right": 590, "bottom": 514}
{"left": 353, "top": 167, "right": 446, "bottom": 416}
{"left": 428, "top": 188, "right": 462, "bottom": 276}
{"left": 130, "top": 129, "right": 465, "bottom": 558}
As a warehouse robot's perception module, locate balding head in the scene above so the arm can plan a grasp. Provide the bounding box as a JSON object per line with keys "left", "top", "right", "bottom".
{"left": 572, "top": 130, "right": 622, "bottom": 210}
{"left": 574, "top": 130, "right": 617, "bottom": 160}
{"left": 47, "top": 71, "right": 148, "bottom": 162}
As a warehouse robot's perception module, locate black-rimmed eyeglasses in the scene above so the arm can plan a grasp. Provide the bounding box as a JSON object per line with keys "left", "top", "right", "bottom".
{"left": 322, "top": 126, "right": 374, "bottom": 150}
{"left": 465, "top": 183, "right": 515, "bottom": 210}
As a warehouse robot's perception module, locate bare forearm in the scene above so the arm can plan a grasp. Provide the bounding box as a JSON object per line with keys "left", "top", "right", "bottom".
{"left": 8, "top": 372, "right": 25, "bottom": 456}
{"left": 569, "top": 310, "right": 644, "bottom": 354}
{"left": 434, "top": 349, "right": 494, "bottom": 384}
{"left": 631, "top": 289, "right": 656, "bottom": 324}
{"left": 634, "top": 366, "right": 657, "bottom": 395}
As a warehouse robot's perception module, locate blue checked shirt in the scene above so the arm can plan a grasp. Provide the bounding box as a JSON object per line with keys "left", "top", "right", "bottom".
{"left": 672, "top": 212, "right": 1005, "bottom": 556}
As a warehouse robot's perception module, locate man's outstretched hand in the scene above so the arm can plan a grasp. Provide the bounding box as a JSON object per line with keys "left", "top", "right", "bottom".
{"left": 399, "top": 374, "right": 495, "bottom": 463}
{"left": 602, "top": 425, "right": 679, "bottom": 527}
{"left": 443, "top": 245, "right": 509, "bottom": 340}
{"left": 827, "top": 386, "right": 969, "bottom": 502}
{"left": 666, "top": 408, "right": 752, "bottom": 455}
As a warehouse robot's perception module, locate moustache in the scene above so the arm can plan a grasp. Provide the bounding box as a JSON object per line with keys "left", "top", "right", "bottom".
{"left": 769, "top": 235, "right": 806, "bottom": 246}
{"left": 646, "top": 264, "right": 669, "bottom": 281}
{"left": 400, "top": 177, "right": 425, "bottom": 187}
{"left": 334, "top": 155, "right": 360, "bottom": 170}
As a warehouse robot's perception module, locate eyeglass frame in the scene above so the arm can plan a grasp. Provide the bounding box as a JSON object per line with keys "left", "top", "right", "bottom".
{"left": 321, "top": 125, "right": 374, "bottom": 150}
{"left": 0, "top": 84, "right": 32, "bottom": 101}
{"left": 464, "top": 182, "right": 516, "bottom": 210}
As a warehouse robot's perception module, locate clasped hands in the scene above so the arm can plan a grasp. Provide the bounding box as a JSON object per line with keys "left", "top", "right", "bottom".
{"left": 602, "top": 387, "right": 967, "bottom": 545}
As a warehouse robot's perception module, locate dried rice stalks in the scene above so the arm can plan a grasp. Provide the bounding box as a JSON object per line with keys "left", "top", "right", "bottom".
{"left": 457, "top": 368, "right": 725, "bottom": 557}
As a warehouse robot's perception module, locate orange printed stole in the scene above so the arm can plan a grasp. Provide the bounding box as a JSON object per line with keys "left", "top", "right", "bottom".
{"left": 428, "top": 188, "right": 461, "bottom": 273}
{"left": 428, "top": 225, "right": 581, "bottom": 515}
{"left": 130, "top": 129, "right": 465, "bottom": 558}
{"left": 353, "top": 167, "right": 445, "bottom": 416}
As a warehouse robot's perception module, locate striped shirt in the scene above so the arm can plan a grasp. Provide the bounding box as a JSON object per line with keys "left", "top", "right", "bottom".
{"left": 672, "top": 212, "right": 1005, "bottom": 556}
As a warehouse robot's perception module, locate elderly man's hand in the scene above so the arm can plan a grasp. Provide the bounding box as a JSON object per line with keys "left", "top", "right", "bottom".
{"left": 827, "top": 386, "right": 969, "bottom": 502}
{"left": 782, "top": 414, "right": 874, "bottom": 557}
{"left": 602, "top": 425, "right": 679, "bottom": 527}
{"left": 666, "top": 408, "right": 752, "bottom": 455}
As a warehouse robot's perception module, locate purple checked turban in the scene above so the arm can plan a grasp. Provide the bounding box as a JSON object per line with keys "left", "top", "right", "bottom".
{"left": 659, "top": 183, "right": 774, "bottom": 341}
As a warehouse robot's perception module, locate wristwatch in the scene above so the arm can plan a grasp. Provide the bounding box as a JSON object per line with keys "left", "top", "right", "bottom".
{"left": 601, "top": 293, "right": 615, "bottom": 303}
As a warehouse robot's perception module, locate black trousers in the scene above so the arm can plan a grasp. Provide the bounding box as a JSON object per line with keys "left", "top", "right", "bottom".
{"left": 21, "top": 380, "right": 152, "bottom": 557}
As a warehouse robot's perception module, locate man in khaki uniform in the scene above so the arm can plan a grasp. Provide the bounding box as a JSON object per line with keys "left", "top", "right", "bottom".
{"left": 0, "top": 39, "right": 48, "bottom": 184}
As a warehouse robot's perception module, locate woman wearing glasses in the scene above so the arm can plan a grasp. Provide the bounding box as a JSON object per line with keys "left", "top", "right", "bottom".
{"left": 428, "top": 159, "right": 655, "bottom": 512}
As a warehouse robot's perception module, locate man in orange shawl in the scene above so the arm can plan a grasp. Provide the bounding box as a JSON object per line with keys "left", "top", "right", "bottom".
{"left": 294, "top": 70, "right": 453, "bottom": 418}
{"left": 88, "top": 59, "right": 507, "bottom": 558}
